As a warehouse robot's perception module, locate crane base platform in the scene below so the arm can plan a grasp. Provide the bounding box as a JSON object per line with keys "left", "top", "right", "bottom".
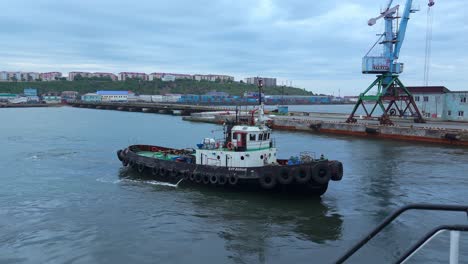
{"left": 346, "top": 74, "right": 425, "bottom": 125}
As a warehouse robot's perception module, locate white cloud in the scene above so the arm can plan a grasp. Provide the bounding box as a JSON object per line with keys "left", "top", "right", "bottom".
{"left": 0, "top": 0, "right": 466, "bottom": 95}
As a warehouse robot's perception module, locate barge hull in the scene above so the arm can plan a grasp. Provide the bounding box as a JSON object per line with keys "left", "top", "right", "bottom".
{"left": 271, "top": 119, "right": 468, "bottom": 146}
{"left": 182, "top": 115, "right": 468, "bottom": 146}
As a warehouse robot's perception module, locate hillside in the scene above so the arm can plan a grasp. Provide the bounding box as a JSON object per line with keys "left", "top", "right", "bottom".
{"left": 0, "top": 79, "right": 314, "bottom": 96}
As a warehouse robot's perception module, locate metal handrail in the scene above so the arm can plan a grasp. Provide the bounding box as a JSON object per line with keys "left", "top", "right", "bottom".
{"left": 336, "top": 204, "right": 468, "bottom": 263}
{"left": 397, "top": 225, "right": 468, "bottom": 263}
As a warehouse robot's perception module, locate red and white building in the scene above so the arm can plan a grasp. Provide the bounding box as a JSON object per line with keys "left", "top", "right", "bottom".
{"left": 40, "top": 72, "right": 62, "bottom": 81}
{"left": 118, "top": 72, "right": 148, "bottom": 81}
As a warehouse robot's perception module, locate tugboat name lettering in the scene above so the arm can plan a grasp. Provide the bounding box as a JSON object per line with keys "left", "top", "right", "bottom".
{"left": 228, "top": 168, "right": 247, "bottom": 172}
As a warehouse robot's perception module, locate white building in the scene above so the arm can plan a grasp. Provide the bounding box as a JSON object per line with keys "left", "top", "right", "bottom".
{"left": 408, "top": 86, "right": 468, "bottom": 121}
{"left": 21, "top": 72, "right": 40, "bottom": 81}
{"left": 10, "top": 72, "right": 22, "bottom": 81}
{"left": 162, "top": 75, "right": 176, "bottom": 82}
{"left": 0, "top": 71, "right": 39, "bottom": 82}
{"left": 163, "top": 94, "right": 182, "bottom": 103}
{"left": 0, "top": 71, "right": 8, "bottom": 81}
{"left": 149, "top": 72, "right": 192, "bottom": 81}
{"left": 42, "top": 95, "right": 62, "bottom": 104}
{"left": 96, "top": 90, "right": 133, "bottom": 102}
{"left": 151, "top": 95, "right": 164, "bottom": 102}
{"left": 444, "top": 91, "right": 467, "bottom": 121}
{"left": 194, "top": 74, "right": 234, "bottom": 82}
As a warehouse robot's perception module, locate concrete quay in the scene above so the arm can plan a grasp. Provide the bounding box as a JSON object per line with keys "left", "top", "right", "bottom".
{"left": 69, "top": 101, "right": 234, "bottom": 115}
{"left": 183, "top": 113, "right": 468, "bottom": 147}
{"left": 0, "top": 103, "right": 61, "bottom": 108}
{"left": 68, "top": 101, "right": 468, "bottom": 146}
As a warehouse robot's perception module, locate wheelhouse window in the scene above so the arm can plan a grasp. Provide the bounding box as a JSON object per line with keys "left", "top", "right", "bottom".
{"left": 258, "top": 134, "right": 263, "bottom": 140}
{"left": 249, "top": 134, "right": 256, "bottom": 141}
{"left": 415, "top": 96, "right": 420, "bottom": 102}
{"left": 423, "top": 96, "right": 429, "bottom": 102}
{"left": 459, "top": 111, "right": 464, "bottom": 117}
{"left": 461, "top": 97, "right": 467, "bottom": 103}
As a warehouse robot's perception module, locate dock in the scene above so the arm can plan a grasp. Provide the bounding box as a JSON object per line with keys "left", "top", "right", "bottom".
{"left": 69, "top": 101, "right": 233, "bottom": 115}
{"left": 0, "top": 103, "right": 61, "bottom": 108}
{"left": 183, "top": 111, "right": 468, "bottom": 147}
{"left": 69, "top": 101, "right": 468, "bottom": 146}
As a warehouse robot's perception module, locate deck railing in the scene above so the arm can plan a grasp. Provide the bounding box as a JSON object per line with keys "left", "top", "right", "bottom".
{"left": 336, "top": 204, "right": 468, "bottom": 264}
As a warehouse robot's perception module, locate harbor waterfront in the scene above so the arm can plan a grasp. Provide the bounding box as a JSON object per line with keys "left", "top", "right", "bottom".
{"left": 1, "top": 106, "right": 467, "bottom": 263}
{"left": 71, "top": 101, "right": 468, "bottom": 146}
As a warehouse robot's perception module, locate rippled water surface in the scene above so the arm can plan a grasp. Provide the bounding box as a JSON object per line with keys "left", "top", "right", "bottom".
{"left": 0, "top": 106, "right": 467, "bottom": 264}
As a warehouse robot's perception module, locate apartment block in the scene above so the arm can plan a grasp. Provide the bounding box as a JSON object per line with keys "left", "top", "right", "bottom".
{"left": 118, "top": 72, "right": 148, "bottom": 81}
{"left": 40, "top": 72, "right": 62, "bottom": 81}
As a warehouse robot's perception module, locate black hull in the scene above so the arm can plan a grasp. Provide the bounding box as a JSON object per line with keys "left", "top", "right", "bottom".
{"left": 117, "top": 145, "right": 343, "bottom": 196}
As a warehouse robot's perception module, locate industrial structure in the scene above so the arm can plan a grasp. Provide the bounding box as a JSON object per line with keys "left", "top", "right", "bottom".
{"left": 347, "top": 0, "right": 435, "bottom": 125}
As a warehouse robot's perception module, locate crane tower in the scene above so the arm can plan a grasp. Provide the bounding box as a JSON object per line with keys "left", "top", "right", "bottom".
{"left": 346, "top": 0, "right": 434, "bottom": 125}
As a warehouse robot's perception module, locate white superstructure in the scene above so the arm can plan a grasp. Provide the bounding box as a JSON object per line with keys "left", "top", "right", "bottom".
{"left": 195, "top": 124, "right": 277, "bottom": 168}
{"left": 195, "top": 78, "right": 277, "bottom": 168}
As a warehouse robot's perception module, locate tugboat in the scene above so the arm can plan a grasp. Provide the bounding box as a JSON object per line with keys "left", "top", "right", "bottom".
{"left": 116, "top": 80, "right": 343, "bottom": 196}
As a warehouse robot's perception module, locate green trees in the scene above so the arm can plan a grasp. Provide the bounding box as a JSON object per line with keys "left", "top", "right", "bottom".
{"left": 0, "top": 79, "right": 313, "bottom": 96}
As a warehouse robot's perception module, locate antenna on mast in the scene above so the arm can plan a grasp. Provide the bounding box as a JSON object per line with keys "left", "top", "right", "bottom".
{"left": 257, "top": 78, "right": 267, "bottom": 125}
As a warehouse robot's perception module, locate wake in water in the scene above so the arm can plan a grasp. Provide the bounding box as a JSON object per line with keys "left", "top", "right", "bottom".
{"left": 96, "top": 178, "right": 122, "bottom": 184}
{"left": 100, "top": 177, "right": 184, "bottom": 188}
{"left": 123, "top": 178, "right": 184, "bottom": 188}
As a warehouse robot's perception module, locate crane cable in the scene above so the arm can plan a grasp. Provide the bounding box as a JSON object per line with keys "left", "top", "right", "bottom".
{"left": 423, "top": 4, "right": 434, "bottom": 87}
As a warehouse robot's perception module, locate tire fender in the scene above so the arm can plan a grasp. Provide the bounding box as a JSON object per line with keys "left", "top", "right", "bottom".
{"left": 218, "top": 174, "right": 227, "bottom": 185}
{"left": 117, "top": 150, "right": 123, "bottom": 161}
{"left": 294, "top": 167, "right": 311, "bottom": 184}
{"left": 330, "top": 161, "right": 344, "bottom": 181}
{"left": 228, "top": 173, "right": 239, "bottom": 185}
{"left": 311, "top": 163, "right": 331, "bottom": 184}
{"left": 202, "top": 174, "right": 210, "bottom": 184}
{"left": 277, "top": 168, "right": 294, "bottom": 185}
{"left": 259, "top": 172, "right": 277, "bottom": 189}
{"left": 137, "top": 163, "right": 145, "bottom": 173}
{"left": 209, "top": 174, "right": 219, "bottom": 185}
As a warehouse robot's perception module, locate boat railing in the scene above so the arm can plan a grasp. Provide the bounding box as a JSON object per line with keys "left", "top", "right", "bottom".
{"left": 300, "top": 151, "right": 316, "bottom": 160}
{"left": 336, "top": 203, "right": 468, "bottom": 264}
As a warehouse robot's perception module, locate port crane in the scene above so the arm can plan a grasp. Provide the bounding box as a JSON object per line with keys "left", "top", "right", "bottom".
{"left": 347, "top": 0, "right": 435, "bottom": 125}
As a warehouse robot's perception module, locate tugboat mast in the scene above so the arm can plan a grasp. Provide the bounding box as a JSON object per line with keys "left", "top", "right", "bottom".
{"left": 257, "top": 78, "right": 267, "bottom": 125}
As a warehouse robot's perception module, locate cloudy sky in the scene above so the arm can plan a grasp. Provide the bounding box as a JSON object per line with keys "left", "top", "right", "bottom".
{"left": 1, "top": 0, "right": 466, "bottom": 95}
